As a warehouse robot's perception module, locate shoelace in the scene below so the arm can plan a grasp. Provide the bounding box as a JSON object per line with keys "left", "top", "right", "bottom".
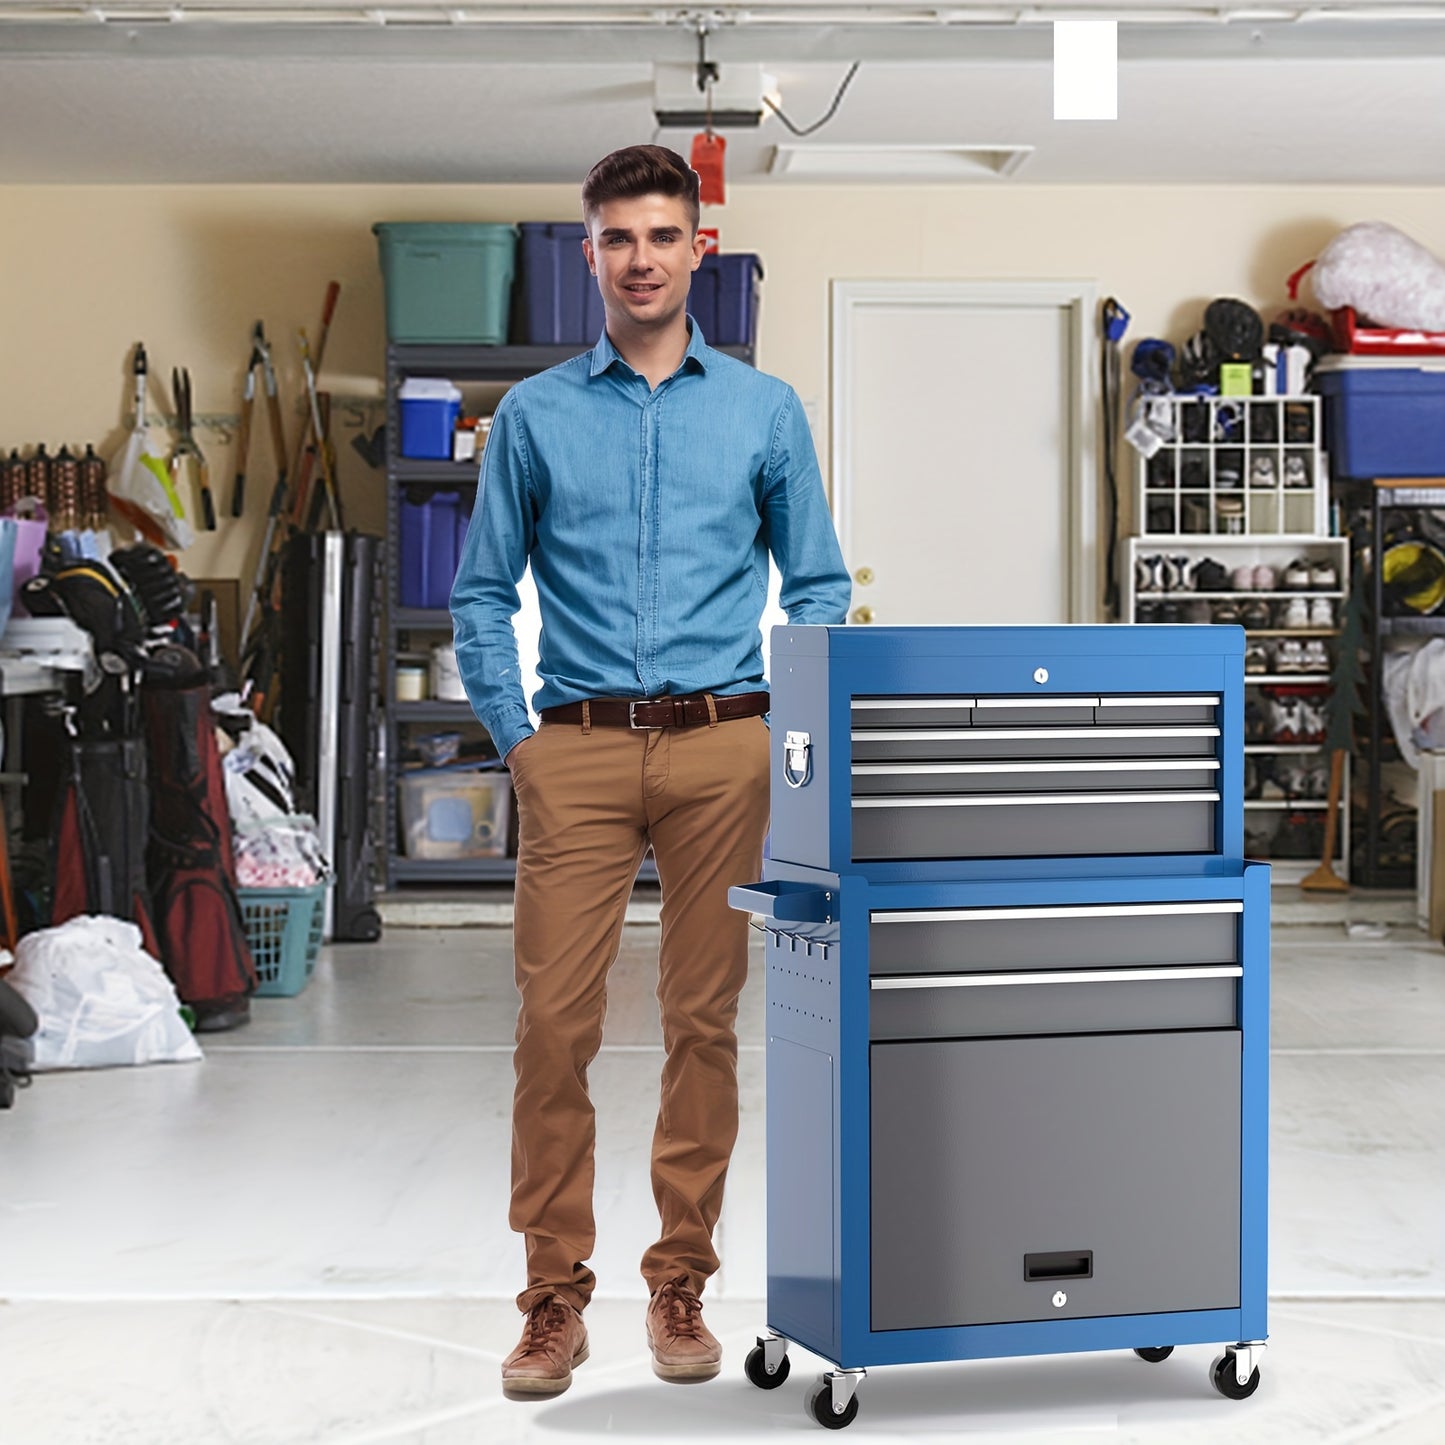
{"left": 525, "top": 1298, "right": 572, "bottom": 1351}
{"left": 657, "top": 1281, "right": 704, "bottom": 1338}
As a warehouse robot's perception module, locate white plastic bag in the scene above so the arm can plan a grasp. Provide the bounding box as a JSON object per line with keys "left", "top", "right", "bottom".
{"left": 7, "top": 915, "right": 202, "bottom": 1070}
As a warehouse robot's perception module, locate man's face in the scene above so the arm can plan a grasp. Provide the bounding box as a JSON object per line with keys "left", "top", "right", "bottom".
{"left": 583, "top": 193, "right": 706, "bottom": 335}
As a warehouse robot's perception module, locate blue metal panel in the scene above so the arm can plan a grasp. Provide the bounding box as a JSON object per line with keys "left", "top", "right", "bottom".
{"left": 1239, "top": 860, "right": 1272, "bottom": 1341}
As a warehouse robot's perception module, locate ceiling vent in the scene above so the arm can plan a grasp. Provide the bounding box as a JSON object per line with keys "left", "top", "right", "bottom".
{"left": 768, "top": 144, "right": 1035, "bottom": 181}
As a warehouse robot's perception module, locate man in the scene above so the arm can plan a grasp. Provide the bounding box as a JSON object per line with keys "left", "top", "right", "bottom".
{"left": 450, "top": 144, "right": 851, "bottom": 1400}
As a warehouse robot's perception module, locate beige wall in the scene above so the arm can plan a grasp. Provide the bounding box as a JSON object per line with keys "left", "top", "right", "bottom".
{"left": 3, "top": 182, "right": 1443, "bottom": 598}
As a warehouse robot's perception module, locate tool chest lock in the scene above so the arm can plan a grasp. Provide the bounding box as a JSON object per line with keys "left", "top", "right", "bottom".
{"left": 731, "top": 625, "right": 1269, "bottom": 1428}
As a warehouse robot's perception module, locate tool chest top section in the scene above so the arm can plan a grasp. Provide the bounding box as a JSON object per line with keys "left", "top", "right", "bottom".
{"left": 767, "top": 624, "right": 1245, "bottom": 881}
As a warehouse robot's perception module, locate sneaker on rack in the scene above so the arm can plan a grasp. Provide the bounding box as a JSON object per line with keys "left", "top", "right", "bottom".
{"left": 1249, "top": 454, "right": 1278, "bottom": 488}
{"left": 1253, "top": 563, "right": 1279, "bottom": 591}
{"left": 1212, "top": 601, "right": 1243, "bottom": 625}
{"left": 1242, "top": 599, "right": 1272, "bottom": 631}
{"left": 1244, "top": 697, "right": 1269, "bottom": 742}
{"left": 1284, "top": 453, "right": 1312, "bottom": 488}
{"left": 1270, "top": 695, "right": 1302, "bottom": 742}
{"left": 1279, "top": 596, "right": 1311, "bottom": 629}
{"left": 1230, "top": 564, "right": 1256, "bottom": 592}
{"left": 1309, "top": 559, "right": 1339, "bottom": 590}
{"left": 1160, "top": 601, "right": 1185, "bottom": 624}
{"left": 1186, "top": 600, "right": 1214, "bottom": 624}
{"left": 1135, "top": 554, "right": 1167, "bottom": 593}
{"left": 1135, "top": 600, "right": 1161, "bottom": 624}
{"left": 1164, "top": 555, "right": 1194, "bottom": 591}
{"left": 1259, "top": 759, "right": 1289, "bottom": 800}
{"left": 1244, "top": 640, "right": 1270, "bottom": 674}
{"left": 1282, "top": 558, "right": 1312, "bottom": 590}
{"left": 1308, "top": 597, "right": 1335, "bottom": 629}
{"left": 1275, "top": 638, "right": 1305, "bottom": 673}
{"left": 1299, "top": 696, "right": 1327, "bottom": 742}
{"left": 1302, "top": 639, "right": 1331, "bottom": 674}
{"left": 1194, "top": 557, "right": 1232, "bottom": 591}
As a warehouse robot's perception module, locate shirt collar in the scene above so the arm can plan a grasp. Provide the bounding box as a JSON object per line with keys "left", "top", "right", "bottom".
{"left": 589, "top": 318, "right": 710, "bottom": 379}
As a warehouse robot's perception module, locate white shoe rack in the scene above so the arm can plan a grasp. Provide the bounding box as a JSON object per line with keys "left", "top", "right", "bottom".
{"left": 1121, "top": 534, "right": 1351, "bottom": 886}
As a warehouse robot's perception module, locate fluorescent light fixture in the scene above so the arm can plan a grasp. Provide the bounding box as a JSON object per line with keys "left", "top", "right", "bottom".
{"left": 769, "top": 144, "right": 1034, "bottom": 180}
{"left": 1053, "top": 19, "right": 1117, "bottom": 121}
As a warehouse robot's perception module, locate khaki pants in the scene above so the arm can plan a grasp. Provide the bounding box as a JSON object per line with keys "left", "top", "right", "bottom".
{"left": 506, "top": 713, "right": 771, "bottom": 1314}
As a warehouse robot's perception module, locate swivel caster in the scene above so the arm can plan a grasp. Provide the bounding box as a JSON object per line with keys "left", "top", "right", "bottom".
{"left": 806, "top": 1370, "right": 864, "bottom": 1430}
{"left": 1134, "top": 1346, "right": 1174, "bottom": 1363}
{"left": 1211, "top": 1345, "right": 1264, "bottom": 1400}
{"left": 745, "top": 1335, "right": 790, "bottom": 1390}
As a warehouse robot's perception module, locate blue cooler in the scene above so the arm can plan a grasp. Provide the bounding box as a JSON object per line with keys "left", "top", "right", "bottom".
{"left": 1315, "top": 355, "right": 1445, "bottom": 478}
{"left": 399, "top": 378, "right": 462, "bottom": 460}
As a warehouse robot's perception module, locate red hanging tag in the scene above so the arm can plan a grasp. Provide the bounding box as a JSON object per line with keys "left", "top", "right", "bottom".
{"left": 691, "top": 131, "right": 726, "bottom": 207}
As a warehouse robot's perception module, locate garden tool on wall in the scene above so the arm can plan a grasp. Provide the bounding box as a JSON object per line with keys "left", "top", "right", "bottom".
{"left": 231, "top": 322, "right": 287, "bottom": 519}
{"left": 170, "top": 367, "right": 217, "bottom": 532}
{"left": 107, "top": 343, "right": 194, "bottom": 552}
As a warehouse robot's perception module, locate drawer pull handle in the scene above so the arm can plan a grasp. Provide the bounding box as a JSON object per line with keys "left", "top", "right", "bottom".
{"left": 852, "top": 759, "right": 1220, "bottom": 777}
{"left": 974, "top": 696, "right": 1101, "bottom": 709}
{"left": 852, "top": 697, "right": 977, "bottom": 710}
{"left": 1096, "top": 695, "right": 1220, "bottom": 708}
{"left": 852, "top": 790, "right": 1220, "bottom": 810}
{"left": 852, "top": 726, "right": 1221, "bottom": 742}
{"left": 1025, "top": 1251, "right": 1093, "bottom": 1282}
{"left": 872, "top": 902, "right": 1243, "bottom": 924}
{"left": 869, "top": 965, "right": 1244, "bottom": 990}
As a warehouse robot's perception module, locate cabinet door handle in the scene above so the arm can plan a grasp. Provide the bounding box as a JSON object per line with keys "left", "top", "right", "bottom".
{"left": 869, "top": 965, "right": 1244, "bottom": 990}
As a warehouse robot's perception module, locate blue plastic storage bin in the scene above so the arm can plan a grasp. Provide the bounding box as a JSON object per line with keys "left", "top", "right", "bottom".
{"left": 517, "top": 222, "right": 605, "bottom": 344}
{"left": 689, "top": 253, "right": 762, "bottom": 347}
{"left": 399, "top": 490, "right": 461, "bottom": 610}
{"left": 1315, "top": 357, "right": 1445, "bottom": 478}
{"left": 374, "top": 222, "right": 517, "bottom": 344}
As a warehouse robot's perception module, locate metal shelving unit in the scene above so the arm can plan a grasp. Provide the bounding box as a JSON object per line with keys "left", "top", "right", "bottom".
{"left": 1362, "top": 481, "right": 1445, "bottom": 887}
{"left": 383, "top": 338, "right": 754, "bottom": 888}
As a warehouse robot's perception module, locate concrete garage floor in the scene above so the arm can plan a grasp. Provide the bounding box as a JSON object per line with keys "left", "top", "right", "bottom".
{"left": 1, "top": 906, "right": 1442, "bottom": 1444}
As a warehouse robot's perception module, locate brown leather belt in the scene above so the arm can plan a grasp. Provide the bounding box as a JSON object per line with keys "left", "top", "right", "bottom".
{"left": 540, "top": 691, "right": 770, "bottom": 730}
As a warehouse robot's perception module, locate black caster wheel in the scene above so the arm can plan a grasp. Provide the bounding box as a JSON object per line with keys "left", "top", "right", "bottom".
{"left": 1134, "top": 1346, "right": 1174, "bottom": 1363}
{"left": 745, "top": 1343, "right": 790, "bottom": 1390}
{"left": 807, "top": 1379, "right": 860, "bottom": 1430}
{"left": 1211, "top": 1352, "right": 1261, "bottom": 1400}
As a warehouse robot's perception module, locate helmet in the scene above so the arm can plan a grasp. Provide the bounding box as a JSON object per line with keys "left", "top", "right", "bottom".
{"left": 1204, "top": 297, "right": 1265, "bottom": 362}
{"left": 1383, "top": 541, "right": 1445, "bottom": 615}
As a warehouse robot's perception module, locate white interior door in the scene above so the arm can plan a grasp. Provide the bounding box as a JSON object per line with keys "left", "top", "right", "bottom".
{"left": 832, "top": 280, "right": 1097, "bottom": 626}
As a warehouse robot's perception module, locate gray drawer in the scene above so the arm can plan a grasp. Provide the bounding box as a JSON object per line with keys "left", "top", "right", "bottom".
{"left": 1096, "top": 695, "right": 1220, "bottom": 725}
{"left": 870, "top": 1030, "right": 1242, "bottom": 1331}
{"left": 971, "top": 696, "right": 1101, "bottom": 727}
{"left": 852, "top": 792, "right": 1218, "bottom": 860}
{"left": 869, "top": 966, "right": 1240, "bottom": 1040}
{"left": 869, "top": 901, "right": 1241, "bottom": 975}
{"left": 851, "top": 725, "right": 1221, "bottom": 763}
{"left": 853, "top": 758, "right": 1220, "bottom": 796}
{"left": 852, "top": 696, "right": 975, "bottom": 729}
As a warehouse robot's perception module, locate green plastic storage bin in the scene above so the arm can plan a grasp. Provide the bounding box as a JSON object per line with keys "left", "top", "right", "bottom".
{"left": 373, "top": 222, "right": 518, "bottom": 344}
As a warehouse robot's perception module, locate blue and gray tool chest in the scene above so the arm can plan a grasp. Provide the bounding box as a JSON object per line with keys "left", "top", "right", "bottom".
{"left": 731, "top": 625, "right": 1269, "bottom": 1429}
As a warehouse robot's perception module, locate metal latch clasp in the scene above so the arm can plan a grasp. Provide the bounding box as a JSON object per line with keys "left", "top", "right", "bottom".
{"left": 784, "top": 730, "right": 812, "bottom": 789}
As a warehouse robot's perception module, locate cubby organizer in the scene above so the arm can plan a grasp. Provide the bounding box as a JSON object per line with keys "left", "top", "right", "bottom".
{"left": 1137, "top": 394, "right": 1328, "bottom": 537}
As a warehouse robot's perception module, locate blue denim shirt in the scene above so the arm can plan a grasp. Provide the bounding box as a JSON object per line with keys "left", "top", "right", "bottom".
{"left": 450, "top": 323, "right": 851, "bottom": 761}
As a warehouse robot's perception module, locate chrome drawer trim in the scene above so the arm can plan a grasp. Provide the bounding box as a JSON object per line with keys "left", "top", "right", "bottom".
{"left": 852, "top": 759, "right": 1221, "bottom": 777}
{"left": 871, "top": 902, "right": 1244, "bottom": 924}
{"left": 852, "top": 697, "right": 977, "bottom": 710}
{"left": 870, "top": 965, "right": 1244, "bottom": 990}
{"left": 973, "top": 696, "right": 1102, "bottom": 709}
{"left": 1095, "top": 695, "right": 1221, "bottom": 708}
{"left": 851, "top": 726, "right": 1222, "bottom": 743}
{"left": 852, "top": 790, "right": 1221, "bottom": 810}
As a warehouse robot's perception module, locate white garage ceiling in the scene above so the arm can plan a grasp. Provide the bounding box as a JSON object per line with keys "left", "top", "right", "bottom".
{"left": 1, "top": 1, "right": 1443, "bottom": 185}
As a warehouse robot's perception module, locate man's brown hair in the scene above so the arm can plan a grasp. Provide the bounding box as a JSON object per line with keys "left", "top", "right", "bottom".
{"left": 581, "top": 145, "right": 700, "bottom": 234}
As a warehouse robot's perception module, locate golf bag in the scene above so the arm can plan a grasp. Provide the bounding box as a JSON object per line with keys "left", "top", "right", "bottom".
{"left": 51, "top": 734, "right": 160, "bottom": 956}
{"left": 141, "top": 645, "right": 256, "bottom": 1030}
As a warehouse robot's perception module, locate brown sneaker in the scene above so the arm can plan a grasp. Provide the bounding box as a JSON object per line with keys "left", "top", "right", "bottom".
{"left": 501, "top": 1295, "right": 589, "bottom": 1399}
{"left": 645, "top": 1278, "right": 722, "bottom": 1382}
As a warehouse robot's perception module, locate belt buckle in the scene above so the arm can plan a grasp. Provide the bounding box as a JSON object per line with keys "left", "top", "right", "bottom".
{"left": 628, "top": 700, "right": 665, "bottom": 730}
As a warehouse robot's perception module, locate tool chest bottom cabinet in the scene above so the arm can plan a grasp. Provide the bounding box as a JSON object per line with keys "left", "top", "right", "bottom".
{"left": 730, "top": 865, "right": 1269, "bottom": 1429}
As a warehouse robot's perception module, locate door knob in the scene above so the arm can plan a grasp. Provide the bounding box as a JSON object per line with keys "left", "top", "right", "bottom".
{"left": 852, "top": 605, "right": 875, "bottom": 625}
